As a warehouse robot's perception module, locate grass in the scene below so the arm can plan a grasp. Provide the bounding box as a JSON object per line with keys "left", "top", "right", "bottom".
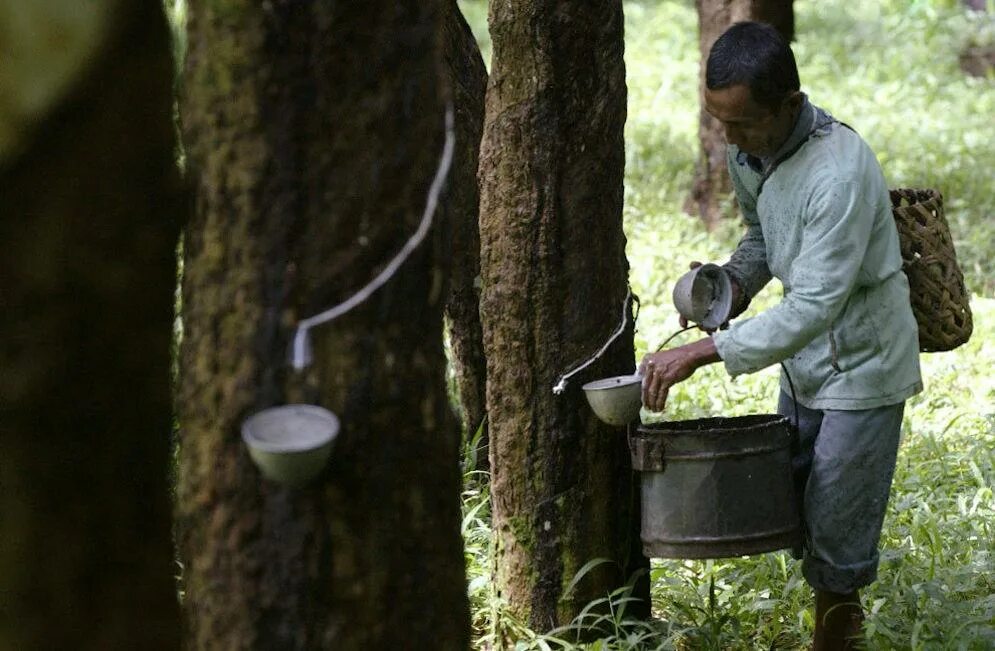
{"left": 458, "top": 0, "right": 994, "bottom": 648}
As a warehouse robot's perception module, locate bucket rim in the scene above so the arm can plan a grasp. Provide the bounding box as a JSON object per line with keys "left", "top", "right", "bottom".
{"left": 635, "top": 414, "right": 789, "bottom": 436}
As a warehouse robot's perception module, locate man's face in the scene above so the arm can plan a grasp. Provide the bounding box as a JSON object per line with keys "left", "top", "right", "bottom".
{"left": 704, "top": 84, "right": 799, "bottom": 158}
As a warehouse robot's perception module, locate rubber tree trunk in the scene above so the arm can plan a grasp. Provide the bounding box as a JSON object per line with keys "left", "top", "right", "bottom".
{"left": 750, "top": 0, "right": 794, "bottom": 43}
{"left": 442, "top": 1, "right": 489, "bottom": 469}
{"left": 174, "top": 2, "right": 469, "bottom": 649}
{"left": 479, "top": 0, "right": 648, "bottom": 634}
{"left": 687, "top": 0, "right": 794, "bottom": 228}
{"left": 0, "top": 2, "right": 183, "bottom": 648}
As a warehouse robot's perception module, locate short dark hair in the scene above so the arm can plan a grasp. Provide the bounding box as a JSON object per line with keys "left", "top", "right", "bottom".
{"left": 706, "top": 22, "right": 800, "bottom": 110}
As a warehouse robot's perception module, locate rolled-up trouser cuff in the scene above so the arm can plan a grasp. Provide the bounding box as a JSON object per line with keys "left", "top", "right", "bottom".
{"left": 803, "top": 549, "right": 879, "bottom": 593}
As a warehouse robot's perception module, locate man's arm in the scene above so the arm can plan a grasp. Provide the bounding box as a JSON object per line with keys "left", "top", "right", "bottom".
{"left": 712, "top": 180, "right": 874, "bottom": 376}
{"left": 723, "top": 152, "right": 772, "bottom": 316}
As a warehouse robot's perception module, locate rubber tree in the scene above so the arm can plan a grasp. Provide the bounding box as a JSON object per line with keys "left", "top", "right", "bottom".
{"left": 442, "top": 1, "right": 489, "bottom": 469}
{"left": 0, "top": 1, "right": 182, "bottom": 647}
{"left": 687, "top": 0, "right": 794, "bottom": 228}
{"left": 174, "top": 1, "right": 469, "bottom": 648}
{"left": 478, "top": 0, "right": 648, "bottom": 635}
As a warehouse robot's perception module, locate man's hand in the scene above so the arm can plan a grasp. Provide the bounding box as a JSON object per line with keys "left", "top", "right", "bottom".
{"left": 678, "top": 261, "right": 745, "bottom": 331}
{"left": 639, "top": 338, "right": 721, "bottom": 412}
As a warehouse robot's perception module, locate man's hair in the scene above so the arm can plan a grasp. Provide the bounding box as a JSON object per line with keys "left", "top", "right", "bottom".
{"left": 706, "top": 22, "right": 800, "bottom": 111}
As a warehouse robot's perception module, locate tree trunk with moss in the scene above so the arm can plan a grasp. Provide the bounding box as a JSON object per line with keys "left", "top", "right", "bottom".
{"left": 688, "top": 0, "right": 794, "bottom": 228}
{"left": 478, "top": 0, "right": 647, "bottom": 634}
{"left": 174, "top": 1, "right": 469, "bottom": 648}
{"left": 0, "top": 2, "right": 182, "bottom": 648}
{"left": 443, "top": 1, "right": 489, "bottom": 468}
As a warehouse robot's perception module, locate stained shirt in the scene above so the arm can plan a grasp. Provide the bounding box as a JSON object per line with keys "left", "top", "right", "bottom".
{"left": 711, "top": 98, "right": 923, "bottom": 410}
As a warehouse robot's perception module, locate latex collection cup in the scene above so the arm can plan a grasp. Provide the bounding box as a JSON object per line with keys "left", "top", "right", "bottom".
{"left": 582, "top": 374, "right": 644, "bottom": 426}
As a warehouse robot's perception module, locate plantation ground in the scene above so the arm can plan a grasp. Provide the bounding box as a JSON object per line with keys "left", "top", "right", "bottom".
{"left": 458, "top": 1, "right": 994, "bottom": 648}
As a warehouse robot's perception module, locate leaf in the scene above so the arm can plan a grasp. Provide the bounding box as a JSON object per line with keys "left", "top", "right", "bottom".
{"left": 562, "top": 557, "right": 615, "bottom": 599}
{"left": 461, "top": 499, "right": 488, "bottom": 533}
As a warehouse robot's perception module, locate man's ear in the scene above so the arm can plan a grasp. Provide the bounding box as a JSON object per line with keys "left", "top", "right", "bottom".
{"left": 783, "top": 90, "right": 804, "bottom": 113}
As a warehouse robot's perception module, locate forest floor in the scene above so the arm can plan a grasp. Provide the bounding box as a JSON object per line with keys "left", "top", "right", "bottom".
{"left": 458, "top": 1, "right": 994, "bottom": 648}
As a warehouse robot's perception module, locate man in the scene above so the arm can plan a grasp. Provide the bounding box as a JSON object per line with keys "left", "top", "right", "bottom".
{"left": 638, "top": 22, "right": 922, "bottom": 650}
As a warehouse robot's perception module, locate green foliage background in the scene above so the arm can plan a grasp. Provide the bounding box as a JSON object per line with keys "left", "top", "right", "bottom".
{"left": 459, "top": 0, "right": 994, "bottom": 648}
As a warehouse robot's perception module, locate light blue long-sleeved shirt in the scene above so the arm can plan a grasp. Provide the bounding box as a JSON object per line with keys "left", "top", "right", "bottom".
{"left": 711, "top": 99, "right": 922, "bottom": 410}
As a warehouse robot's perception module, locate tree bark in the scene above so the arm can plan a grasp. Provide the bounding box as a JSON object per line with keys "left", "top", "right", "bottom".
{"left": 443, "top": 1, "right": 489, "bottom": 469}
{"left": 175, "top": 1, "right": 469, "bottom": 649}
{"left": 687, "top": 0, "right": 794, "bottom": 229}
{"left": 959, "top": 0, "right": 994, "bottom": 76}
{"left": 0, "top": 1, "right": 182, "bottom": 648}
{"left": 750, "top": 0, "right": 794, "bottom": 43}
{"left": 479, "top": 0, "right": 648, "bottom": 634}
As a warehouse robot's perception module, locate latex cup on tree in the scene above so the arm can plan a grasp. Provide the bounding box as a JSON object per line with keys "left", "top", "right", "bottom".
{"left": 241, "top": 405, "right": 340, "bottom": 488}
{"left": 582, "top": 374, "right": 644, "bottom": 426}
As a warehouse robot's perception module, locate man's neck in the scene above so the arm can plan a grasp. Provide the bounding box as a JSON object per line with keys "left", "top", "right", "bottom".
{"left": 761, "top": 96, "right": 814, "bottom": 168}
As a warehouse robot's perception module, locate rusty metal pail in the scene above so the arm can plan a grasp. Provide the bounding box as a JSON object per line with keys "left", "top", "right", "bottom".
{"left": 630, "top": 415, "right": 802, "bottom": 559}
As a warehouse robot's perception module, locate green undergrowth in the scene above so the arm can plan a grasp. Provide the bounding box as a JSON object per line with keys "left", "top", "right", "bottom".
{"left": 459, "top": 0, "right": 994, "bottom": 648}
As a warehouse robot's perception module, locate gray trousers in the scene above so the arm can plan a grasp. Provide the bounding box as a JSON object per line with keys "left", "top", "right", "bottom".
{"left": 778, "top": 391, "right": 904, "bottom": 594}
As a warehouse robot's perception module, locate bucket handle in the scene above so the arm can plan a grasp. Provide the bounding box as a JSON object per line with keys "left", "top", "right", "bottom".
{"left": 654, "top": 325, "right": 695, "bottom": 352}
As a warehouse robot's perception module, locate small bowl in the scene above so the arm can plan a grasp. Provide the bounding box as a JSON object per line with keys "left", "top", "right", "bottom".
{"left": 241, "top": 405, "right": 340, "bottom": 487}
{"left": 582, "top": 375, "right": 643, "bottom": 426}
{"left": 672, "top": 264, "right": 733, "bottom": 330}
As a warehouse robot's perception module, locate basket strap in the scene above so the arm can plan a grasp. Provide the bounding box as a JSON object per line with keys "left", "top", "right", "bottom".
{"left": 756, "top": 121, "right": 855, "bottom": 198}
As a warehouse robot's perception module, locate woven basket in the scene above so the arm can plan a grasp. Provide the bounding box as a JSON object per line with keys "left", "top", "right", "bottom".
{"left": 890, "top": 188, "right": 973, "bottom": 352}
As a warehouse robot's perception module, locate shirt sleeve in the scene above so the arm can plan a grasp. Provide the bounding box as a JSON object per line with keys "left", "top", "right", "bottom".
{"left": 722, "top": 152, "right": 773, "bottom": 302}
{"left": 712, "top": 180, "right": 873, "bottom": 376}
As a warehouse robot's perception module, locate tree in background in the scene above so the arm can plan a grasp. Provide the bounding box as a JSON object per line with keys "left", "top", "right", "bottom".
{"left": 478, "top": 0, "right": 648, "bottom": 635}
{"left": 175, "top": 1, "right": 469, "bottom": 648}
{"left": 0, "top": 1, "right": 182, "bottom": 647}
{"left": 959, "top": 0, "right": 995, "bottom": 77}
{"left": 443, "top": 0, "right": 490, "bottom": 469}
{"left": 687, "top": 0, "right": 794, "bottom": 228}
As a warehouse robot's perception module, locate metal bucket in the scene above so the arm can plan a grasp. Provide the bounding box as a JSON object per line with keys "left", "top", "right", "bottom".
{"left": 630, "top": 415, "right": 802, "bottom": 559}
